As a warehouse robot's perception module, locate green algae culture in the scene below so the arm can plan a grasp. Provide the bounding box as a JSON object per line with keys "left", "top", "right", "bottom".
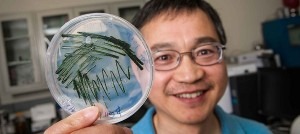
{"left": 45, "top": 13, "right": 153, "bottom": 124}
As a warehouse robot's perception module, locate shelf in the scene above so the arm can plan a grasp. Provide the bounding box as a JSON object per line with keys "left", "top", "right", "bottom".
{"left": 7, "top": 60, "right": 32, "bottom": 66}
{"left": 44, "top": 27, "right": 60, "bottom": 36}
{"left": 4, "top": 35, "right": 29, "bottom": 41}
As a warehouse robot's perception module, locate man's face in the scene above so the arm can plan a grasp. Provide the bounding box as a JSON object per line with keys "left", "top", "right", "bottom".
{"left": 140, "top": 9, "right": 228, "bottom": 124}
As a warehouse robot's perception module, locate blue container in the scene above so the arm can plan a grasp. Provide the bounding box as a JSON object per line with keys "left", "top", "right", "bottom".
{"left": 262, "top": 16, "right": 300, "bottom": 67}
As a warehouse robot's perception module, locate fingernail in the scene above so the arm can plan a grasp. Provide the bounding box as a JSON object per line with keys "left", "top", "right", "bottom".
{"left": 123, "top": 127, "right": 132, "bottom": 134}
{"left": 83, "top": 106, "right": 99, "bottom": 119}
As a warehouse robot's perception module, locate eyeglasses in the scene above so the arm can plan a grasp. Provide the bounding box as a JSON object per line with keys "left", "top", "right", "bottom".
{"left": 152, "top": 42, "right": 225, "bottom": 71}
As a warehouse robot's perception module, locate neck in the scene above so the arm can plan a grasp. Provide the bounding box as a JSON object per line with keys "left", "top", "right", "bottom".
{"left": 153, "top": 111, "right": 221, "bottom": 134}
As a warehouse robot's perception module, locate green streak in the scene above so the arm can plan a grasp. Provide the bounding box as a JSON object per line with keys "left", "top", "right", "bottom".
{"left": 57, "top": 32, "right": 144, "bottom": 105}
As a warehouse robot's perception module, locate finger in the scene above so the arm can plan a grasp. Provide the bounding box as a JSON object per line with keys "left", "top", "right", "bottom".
{"left": 45, "top": 106, "right": 101, "bottom": 134}
{"left": 71, "top": 124, "right": 132, "bottom": 134}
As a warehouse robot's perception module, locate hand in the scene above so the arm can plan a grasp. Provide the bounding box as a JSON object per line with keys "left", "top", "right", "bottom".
{"left": 44, "top": 106, "right": 132, "bottom": 134}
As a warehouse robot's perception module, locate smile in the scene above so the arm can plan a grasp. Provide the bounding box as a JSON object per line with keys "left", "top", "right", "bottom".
{"left": 175, "top": 91, "right": 204, "bottom": 99}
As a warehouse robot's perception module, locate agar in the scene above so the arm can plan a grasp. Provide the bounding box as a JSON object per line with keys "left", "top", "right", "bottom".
{"left": 55, "top": 32, "right": 144, "bottom": 106}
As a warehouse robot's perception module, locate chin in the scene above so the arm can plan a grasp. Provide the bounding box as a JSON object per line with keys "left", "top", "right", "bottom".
{"left": 174, "top": 108, "right": 212, "bottom": 124}
{"left": 177, "top": 115, "right": 209, "bottom": 125}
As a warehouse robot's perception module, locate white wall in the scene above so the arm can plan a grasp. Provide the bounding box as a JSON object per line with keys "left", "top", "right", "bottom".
{"left": 209, "top": 0, "right": 282, "bottom": 56}
{"left": 0, "top": 0, "right": 282, "bottom": 56}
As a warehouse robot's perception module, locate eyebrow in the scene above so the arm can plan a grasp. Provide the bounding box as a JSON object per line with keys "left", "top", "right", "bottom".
{"left": 150, "top": 36, "right": 219, "bottom": 51}
{"left": 150, "top": 43, "right": 174, "bottom": 51}
{"left": 194, "top": 36, "right": 218, "bottom": 45}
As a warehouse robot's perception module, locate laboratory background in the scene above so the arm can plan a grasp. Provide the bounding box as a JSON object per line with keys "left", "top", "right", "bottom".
{"left": 0, "top": 0, "right": 300, "bottom": 134}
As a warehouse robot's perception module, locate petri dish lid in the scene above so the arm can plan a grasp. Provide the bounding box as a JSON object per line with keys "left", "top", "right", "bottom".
{"left": 45, "top": 13, "right": 153, "bottom": 124}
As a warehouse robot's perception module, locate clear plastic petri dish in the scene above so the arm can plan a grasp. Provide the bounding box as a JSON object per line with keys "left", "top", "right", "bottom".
{"left": 45, "top": 13, "right": 153, "bottom": 124}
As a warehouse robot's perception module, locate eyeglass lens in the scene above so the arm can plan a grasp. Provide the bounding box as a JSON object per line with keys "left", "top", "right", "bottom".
{"left": 152, "top": 43, "right": 224, "bottom": 71}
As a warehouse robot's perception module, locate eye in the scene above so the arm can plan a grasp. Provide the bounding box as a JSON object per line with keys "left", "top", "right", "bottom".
{"left": 194, "top": 45, "right": 217, "bottom": 57}
{"left": 157, "top": 55, "right": 170, "bottom": 61}
{"left": 153, "top": 51, "right": 177, "bottom": 65}
{"left": 154, "top": 53, "right": 173, "bottom": 62}
{"left": 198, "top": 49, "right": 212, "bottom": 55}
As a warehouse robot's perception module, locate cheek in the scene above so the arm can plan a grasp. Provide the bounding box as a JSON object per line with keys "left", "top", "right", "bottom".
{"left": 207, "top": 63, "right": 228, "bottom": 95}
{"left": 219, "top": 64, "right": 228, "bottom": 88}
{"left": 149, "top": 71, "right": 172, "bottom": 97}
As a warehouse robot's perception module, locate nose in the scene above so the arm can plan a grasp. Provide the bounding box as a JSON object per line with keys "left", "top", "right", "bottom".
{"left": 172, "top": 54, "right": 205, "bottom": 83}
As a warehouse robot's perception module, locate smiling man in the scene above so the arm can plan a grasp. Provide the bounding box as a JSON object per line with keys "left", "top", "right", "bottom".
{"left": 130, "top": 1, "right": 270, "bottom": 134}
{"left": 135, "top": 7, "right": 227, "bottom": 134}
{"left": 45, "top": 0, "right": 272, "bottom": 134}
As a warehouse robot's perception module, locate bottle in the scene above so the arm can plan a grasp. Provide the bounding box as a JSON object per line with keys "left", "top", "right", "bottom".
{"left": 14, "top": 112, "right": 26, "bottom": 134}
{"left": 5, "top": 114, "right": 15, "bottom": 134}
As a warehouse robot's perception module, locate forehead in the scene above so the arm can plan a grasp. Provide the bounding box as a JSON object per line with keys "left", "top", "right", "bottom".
{"left": 140, "top": 9, "right": 219, "bottom": 51}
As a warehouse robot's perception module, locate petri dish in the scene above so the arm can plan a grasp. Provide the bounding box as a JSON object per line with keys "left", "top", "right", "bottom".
{"left": 45, "top": 13, "right": 153, "bottom": 124}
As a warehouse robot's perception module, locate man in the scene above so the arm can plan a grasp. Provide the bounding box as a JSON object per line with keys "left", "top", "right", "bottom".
{"left": 45, "top": 0, "right": 272, "bottom": 133}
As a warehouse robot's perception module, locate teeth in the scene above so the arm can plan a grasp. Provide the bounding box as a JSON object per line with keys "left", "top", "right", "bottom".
{"left": 176, "top": 91, "right": 203, "bottom": 99}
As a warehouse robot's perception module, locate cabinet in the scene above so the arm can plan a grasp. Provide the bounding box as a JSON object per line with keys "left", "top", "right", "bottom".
{"left": 0, "top": 14, "right": 50, "bottom": 104}
{"left": 36, "top": 9, "right": 73, "bottom": 83}
{"left": 0, "top": 0, "right": 146, "bottom": 105}
{"left": 110, "top": 1, "right": 144, "bottom": 22}
{"left": 0, "top": 14, "right": 44, "bottom": 92}
{"left": 73, "top": 5, "right": 109, "bottom": 16}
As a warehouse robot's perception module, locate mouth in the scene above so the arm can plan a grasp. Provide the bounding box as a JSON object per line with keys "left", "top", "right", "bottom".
{"left": 175, "top": 90, "right": 206, "bottom": 99}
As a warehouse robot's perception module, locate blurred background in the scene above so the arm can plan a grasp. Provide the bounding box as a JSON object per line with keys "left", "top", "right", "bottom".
{"left": 0, "top": 0, "right": 299, "bottom": 133}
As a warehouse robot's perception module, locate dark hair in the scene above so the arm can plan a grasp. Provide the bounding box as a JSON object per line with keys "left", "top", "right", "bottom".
{"left": 132, "top": 0, "right": 227, "bottom": 45}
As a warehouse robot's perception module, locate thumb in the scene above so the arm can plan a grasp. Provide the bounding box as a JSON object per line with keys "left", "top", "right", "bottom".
{"left": 45, "top": 106, "right": 101, "bottom": 134}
